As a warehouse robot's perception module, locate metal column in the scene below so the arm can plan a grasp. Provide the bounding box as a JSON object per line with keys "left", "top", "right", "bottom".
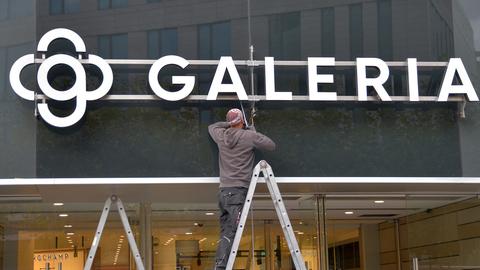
{"left": 316, "top": 195, "right": 328, "bottom": 270}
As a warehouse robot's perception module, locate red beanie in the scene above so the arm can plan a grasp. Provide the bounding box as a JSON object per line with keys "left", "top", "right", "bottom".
{"left": 226, "top": 108, "right": 243, "bottom": 126}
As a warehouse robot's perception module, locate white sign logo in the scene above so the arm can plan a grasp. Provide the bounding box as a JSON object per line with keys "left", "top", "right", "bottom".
{"left": 10, "top": 28, "right": 479, "bottom": 128}
{"left": 9, "top": 28, "right": 113, "bottom": 127}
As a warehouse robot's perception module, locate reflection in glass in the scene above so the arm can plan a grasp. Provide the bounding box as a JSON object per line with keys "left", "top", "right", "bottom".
{"left": 49, "top": 0, "right": 80, "bottom": 15}
{"left": 98, "top": 0, "right": 128, "bottom": 10}
{"left": 321, "top": 8, "right": 335, "bottom": 57}
{"left": 269, "top": 12, "right": 300, "bottom": 60}
{"left": 148, "top": 28, "right": 178, "bottom": 59}
{"left": 198, "top": 21, "right": 231, "bottom": 60}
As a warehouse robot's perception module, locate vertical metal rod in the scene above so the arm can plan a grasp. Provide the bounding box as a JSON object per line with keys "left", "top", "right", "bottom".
{"left": 316, "top": 195, "right": 328, "bottom": 270}
{"left": 394, "top": 219, "right": 401, "bottom": 270}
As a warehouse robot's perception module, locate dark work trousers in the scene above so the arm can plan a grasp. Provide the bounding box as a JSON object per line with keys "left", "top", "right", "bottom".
{"left": 214, "top": 186, "right": 248, "bottom": 270}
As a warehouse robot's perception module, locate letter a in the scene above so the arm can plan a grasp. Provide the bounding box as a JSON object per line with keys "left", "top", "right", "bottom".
{"left": 207, "top": 57, "right": 248, "bottom": 100}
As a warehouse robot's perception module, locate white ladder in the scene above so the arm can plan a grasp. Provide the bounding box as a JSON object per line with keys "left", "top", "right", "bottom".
{"left": 226, "top": 160, "right": 306, "bottom": 270}
{"left": 83, "top": 195, "right": 146, "bottom": 270}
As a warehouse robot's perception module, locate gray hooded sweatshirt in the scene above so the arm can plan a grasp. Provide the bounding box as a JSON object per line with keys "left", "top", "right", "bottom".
{"left": 208, "top": 122, "right": 276, "bottom": 188}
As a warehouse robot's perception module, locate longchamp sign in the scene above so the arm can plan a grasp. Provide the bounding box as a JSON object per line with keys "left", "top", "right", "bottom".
{"left": 9, "top": 28, "right": 479, "bottom": 127}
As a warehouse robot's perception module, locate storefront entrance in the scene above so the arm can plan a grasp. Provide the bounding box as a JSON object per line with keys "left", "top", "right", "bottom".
{"left": 1, "top": 183, "right": 479, "bottom": 270}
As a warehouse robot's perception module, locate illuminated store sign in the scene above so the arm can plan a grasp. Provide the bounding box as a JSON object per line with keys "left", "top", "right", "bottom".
{"left": 33, "top": 249, "right": 85, "bottom": 270}
{"left": 9, "top": 28, "right": 479, "bottom": 127}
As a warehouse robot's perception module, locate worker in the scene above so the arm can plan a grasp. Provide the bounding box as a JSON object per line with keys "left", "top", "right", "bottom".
{"left": 208, "top": 108, "right": 276, "bottom": 270}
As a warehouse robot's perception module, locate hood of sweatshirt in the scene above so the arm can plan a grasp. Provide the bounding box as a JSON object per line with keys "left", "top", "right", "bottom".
{"left": 224, "top": 128, "right": 243, "bottom": 148}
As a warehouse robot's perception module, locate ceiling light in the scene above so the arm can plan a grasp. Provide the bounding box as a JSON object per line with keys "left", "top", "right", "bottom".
{"left": 64, "top": 225, "right": 73, "bottom": 228}
{"left": 297, "top": 232, "right": 304, "bottom": 235}
{"left": 345, "top": 211, "right": 354, "bottom": 215}
{"left": 185, "top": 232, "right": 193, "bottom": 235}
{"left": 66, "top": 232, "right": 75, "bottom": 236}
{"left": 59, "top": 214, "right": 69, "bottom": 217}
{"left": 205, "top": 212, "right": 215, "bottom": 216}
{"left": 374, "top": 200, "right": 385, "bottom": 204}
{"left": 53, "top": 203, "right": 64, "bottom": 206}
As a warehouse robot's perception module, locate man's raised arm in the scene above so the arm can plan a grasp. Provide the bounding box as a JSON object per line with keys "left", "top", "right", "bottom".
{"left": 208, "top": 122, "right": 230, "bottom": 144}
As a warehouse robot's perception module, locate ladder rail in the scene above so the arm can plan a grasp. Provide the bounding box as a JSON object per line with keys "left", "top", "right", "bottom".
{"left": 116, "top": 197, "right": 146, "bottom": 270}
{"left": 225, "top": 164, "right": 261, "bottom": 270}
{"left": 225, "top": 161, "right": 306, "bottom": 270}
{"left": 84, "top": 197, "right": 112, "bottom": 270}
{"left": 83, "top": 195, "right": 146, "bottom": 270}
{"left": 263, "top": 166, "right": 306, "bottom": 270}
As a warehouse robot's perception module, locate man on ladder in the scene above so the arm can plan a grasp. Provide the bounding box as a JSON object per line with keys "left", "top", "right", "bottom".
{"left": 208, "top": 108, "right": 276, "bottom": 270}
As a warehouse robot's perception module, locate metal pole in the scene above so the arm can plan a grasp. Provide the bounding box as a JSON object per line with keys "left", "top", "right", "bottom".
{"left": 316, "top": 195, "right": 328, "bottom": 270}
{"left": 394, "top": 220, "right": 401, "bottom": 270}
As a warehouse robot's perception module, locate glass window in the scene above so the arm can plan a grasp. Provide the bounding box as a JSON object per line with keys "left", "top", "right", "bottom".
{"left": 98, "top": 35, "right": 111, "bottom": 58}
{"left": 321, "top": 7, "right": 335, "bottom": 56}
{"left": 111, "top": 34, "right": 128, "bottom": 59}
{"left": 148, "top": 28, "right": 178, "bottom": 59}
{"left": 112, "top": 0, "right": 128, "bottom": 9}
{"left": 0, "top": 1, "right": 7, "bottom": 20}
{"left": 64, "top": 0, "right": 80, "bottom": 14}
{"left": 198, "top": 21, "right": 230, "bottom": 60}
{"left": 349, "top": 4, "right": 363, "bottom": 59}
{"left": 98, "top": 0, "right": 109, "bottom": 10}
{"left": 8, "top": 0, "right": 33, "bottom": 19}
{"left": 49, "top": 0, "right": 63, "bottom": 15}
{"left": 377, "top": 0, "right": 393, "bottom": 60}
{"left": 269, "top": 12, "right": 300, "bottom": 60}
{"left": 98, "top": 34, "right": 128, "bottom": 59}
{"left": 99, "top": 0, "right": 128, "bottom": 9}
{"left": 50, "top": 0, "right": 80, "bottom": 15}
{"left": 211, "top": 22, "right": 230, "bottom": 59}
{"left": 198, "top": 24, "right": 211, "bottom": 60}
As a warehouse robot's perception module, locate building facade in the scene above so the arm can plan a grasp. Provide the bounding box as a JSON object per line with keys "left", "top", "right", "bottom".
{"left": 1, "top": 0, "right": 480, "bottom": 269}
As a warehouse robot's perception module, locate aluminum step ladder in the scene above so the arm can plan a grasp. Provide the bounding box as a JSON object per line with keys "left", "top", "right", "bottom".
{"left": 83, "top": 195, "right": 145, "bottom": 270}
{"left": 226, "top": 160, "right": 306, "bottom": 270}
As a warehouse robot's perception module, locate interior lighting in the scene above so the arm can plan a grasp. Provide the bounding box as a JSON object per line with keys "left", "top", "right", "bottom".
{"left": 64, "top": 225, "right": 73, "bottom": 228}
{"left": 185, "top": 232, "right": 193, "bottom": 235}
{"left": 345, "top": 211, "right": 354, "bottom": 215}
{"left": 374, "top": 200, "right": 385, "bottom": 204}
{"left": 53, "top": 203, "right": 64, "bottom": 206}
{"left": 59, "top": 214, "right": 69, "bottom": 217}
{"left": 205, "top": 212, "right": 215, "bottom": 216}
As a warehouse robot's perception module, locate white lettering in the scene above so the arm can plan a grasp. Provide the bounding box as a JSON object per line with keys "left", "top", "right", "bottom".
{"left": 149, "top": 55, "right": 195, "bottom": 101}
{"left": 265, "top": 57, "right": 292, "bottom": 100}
{"left": 407, "top": 58, "right": 419, "bottom": 101}
{"left": 308, "top": 57, "right": 337, "bottom": 101}
{"left": 207, "top": 57, "right": 248, "bottom": 100}
{"left": 356, "top": 58, "right": 392, "bottom": 101}
{"left": 438, "top": 58, "right": 479, "bottom": 102}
